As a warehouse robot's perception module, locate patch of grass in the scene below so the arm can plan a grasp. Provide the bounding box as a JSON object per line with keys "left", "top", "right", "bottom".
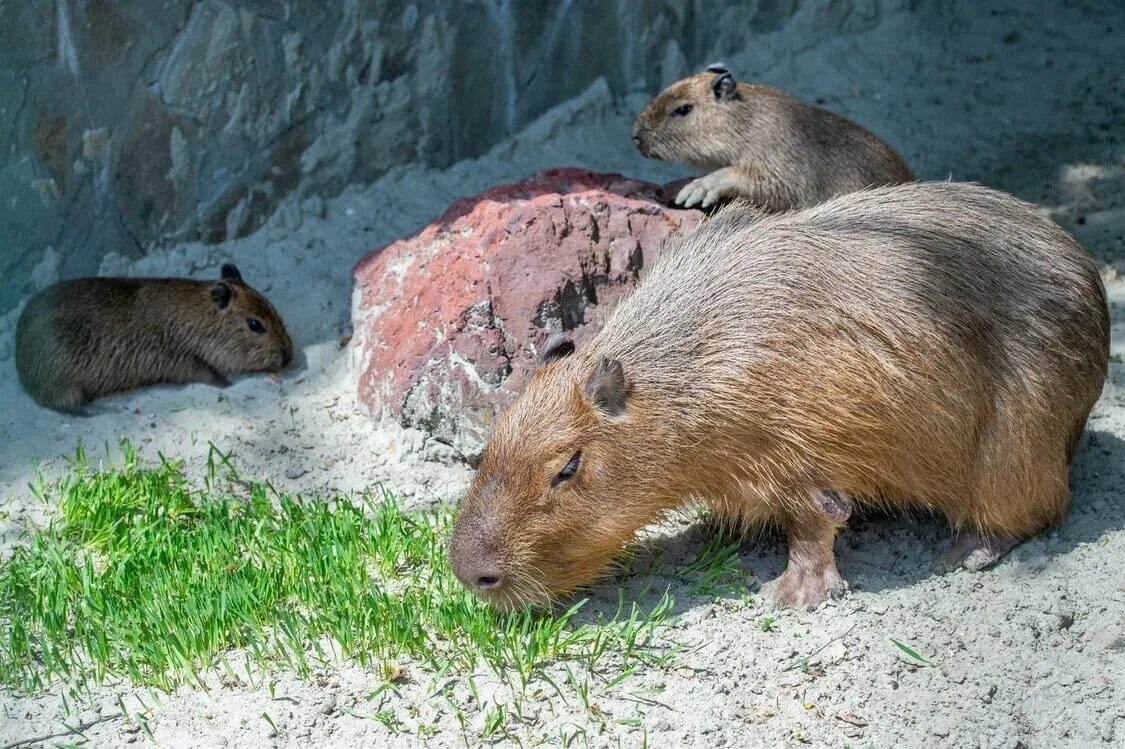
{"left": 677, "top": 534, "right": 745, "bottom": 597}
{"left": 0, "top": 442, "right": 672, "bottom": 696}
{"left": 890, "top": 638, "right": 931, "bottom": 665}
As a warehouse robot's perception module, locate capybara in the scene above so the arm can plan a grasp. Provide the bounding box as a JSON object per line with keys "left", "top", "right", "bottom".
{"left": 630, "top": 63, "right": 913, "bottom": 211}
{"left": 16, "top": 264, "right": 292, "bottom": 412}
{"left": 449, "top": 181, "right": 1108, "bottom": 610}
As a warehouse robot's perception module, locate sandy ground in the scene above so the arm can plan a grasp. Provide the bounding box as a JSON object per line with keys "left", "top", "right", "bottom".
{"left": 2, "top": 1, "right": 1124, "bottom": 746}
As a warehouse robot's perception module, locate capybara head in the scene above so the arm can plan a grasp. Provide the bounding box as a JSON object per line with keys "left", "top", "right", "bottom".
{"left": 449, "top": 335, "right": 672, "bottom": 610}
{"left": 630, "top": 63, "right": 744, "bottom": 168}
{"left": 203, "top": 263, "right": 293, "bottom": 373}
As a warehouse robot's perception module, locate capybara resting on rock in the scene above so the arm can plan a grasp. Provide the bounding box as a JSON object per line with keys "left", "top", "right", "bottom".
{"left": 449, "top": 181, "right": 1109, "bottom": 610}
{"left": 16, "top": 264, "right": 292, "bottom": 412}
{"left": 630, "top": 64, "right": 913, "bottom": 210}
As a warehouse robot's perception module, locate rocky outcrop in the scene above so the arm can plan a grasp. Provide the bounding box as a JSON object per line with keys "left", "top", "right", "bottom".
{"left": 0, "top": 0, "right": 815, "bottom": 313}
{"left": 351, "top": 168, "right": 704, "bottom": 458}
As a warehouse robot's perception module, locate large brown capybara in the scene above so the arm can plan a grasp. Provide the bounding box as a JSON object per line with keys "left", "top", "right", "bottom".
{"left": 449, "top": 181, "right": 1109, "bottom": 611}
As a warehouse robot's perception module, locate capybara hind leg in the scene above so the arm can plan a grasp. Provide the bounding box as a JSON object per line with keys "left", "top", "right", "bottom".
{"left": 941, "top": 532, "right": 1019, "bottom": 571}
{"left": 942, "top": 427, "right": 1071, "bottom": 571}
{"left": 41, "top": 385, "right": 88, "bottom": 414}
{"left": 768, "top": 513, "right": 847, "bottom": 609}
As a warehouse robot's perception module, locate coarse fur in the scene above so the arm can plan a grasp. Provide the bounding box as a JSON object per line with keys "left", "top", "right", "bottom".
{"left": 630, "top": 65, "right": 914, "bottom": 211}
{"left": 450, "top": 181, "right": 1109, "bottom": 611}
{"left": 15, "top": 265, "right": 293, "bottom": 412}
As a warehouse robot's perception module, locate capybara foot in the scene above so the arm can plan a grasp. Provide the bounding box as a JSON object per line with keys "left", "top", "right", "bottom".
{"left": 941, "top": 532, "right": 1019, "bottom": 571}
{"left": 772, "top": 510, "right": 847, "bottom": 609}
{"left": 675, "top": 168, "right": 743, "bottom": 208}
{"left": 767, "top": 564, "right": 847, "bottom": 609}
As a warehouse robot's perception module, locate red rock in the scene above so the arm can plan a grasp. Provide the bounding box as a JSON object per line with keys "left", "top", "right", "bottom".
{"left": 351, "top": 167, "right": 704, "bottom": 459}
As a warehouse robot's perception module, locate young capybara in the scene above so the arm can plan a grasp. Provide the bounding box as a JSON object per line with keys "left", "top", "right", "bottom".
{"left": 449, "top": 182, "right": 1109, "bottom": 610}
{"left": 15, "top": 264, "right": 293, "bottom": 412}
{"left": 630, "top": 64, "right": 913, "bottom": 211}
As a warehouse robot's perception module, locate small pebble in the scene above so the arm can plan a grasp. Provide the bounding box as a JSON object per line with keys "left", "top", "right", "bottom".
{"left": 285, "top": 466, "right": 308, "bottom": 480}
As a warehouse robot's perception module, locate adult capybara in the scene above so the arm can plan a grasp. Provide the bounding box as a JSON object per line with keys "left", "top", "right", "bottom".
{"left": 16, "top": 263, "right": 292, "bottom": 412}
{"left": 631, "top": 64, "right": 913, "bottom": 210}
{"left": 449, "top": 182, "right": 1108, "bottom": 610}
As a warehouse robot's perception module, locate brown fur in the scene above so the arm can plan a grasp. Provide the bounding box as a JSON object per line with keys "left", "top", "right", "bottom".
{"left": 630, "top": 66, "right": 914, "bottom": 211}
{"left": 449, "top": 181, "right": 1109, "bottom": 610}
{"left": 15, "top": 265, "right": 293, "bottom": 412}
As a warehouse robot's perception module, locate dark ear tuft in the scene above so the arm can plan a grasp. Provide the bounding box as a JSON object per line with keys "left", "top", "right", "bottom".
{"left": 211, "top": 282, "right": 232, "bottom": 309}
{"left": 584, "top": 356, "right": 628, "bottom": 416}
{"left": 539, "top": 333, "right": 575, "bottom": 365}
{"left": 712, "top": 71, "right": 737, "bottom": 101}
{"left": 220, "top": 263, "right": 242, "bottom": 282}
{"left": 705, "top": 62, "right": 729, "bottom": 75}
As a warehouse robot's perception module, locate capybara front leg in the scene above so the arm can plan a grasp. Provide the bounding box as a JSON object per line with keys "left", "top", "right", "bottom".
{"left": 768, "top": 512, "right": 847, "bottom": 609}
{"left": 187, "top": 357, "right": 231, "bottom": 388}
{"left": 675, "top": 167, "right": 753, "bottom": 208}
{"left": 941, "top": 532, "right": 1018, "bottom": 571}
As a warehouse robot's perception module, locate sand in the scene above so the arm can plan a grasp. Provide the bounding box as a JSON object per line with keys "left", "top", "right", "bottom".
{"left": 2, "top": 1, "right": 1123, "bottom": 746}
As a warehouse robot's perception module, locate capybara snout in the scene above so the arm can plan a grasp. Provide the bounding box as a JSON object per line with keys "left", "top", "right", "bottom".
{"left": 452, "top": 181, "right": 1109, "bottom": 611}
{"left": 449, "top": 478, "right": 507, "bottom": 595}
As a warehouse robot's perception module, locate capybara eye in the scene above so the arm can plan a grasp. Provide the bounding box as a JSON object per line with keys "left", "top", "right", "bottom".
{"left": 672, "top": 103, "right": 693, "bottom": 117}
{"left": 551, "top": 451, "right": 582, "bottom": 487}
{"left": 246, "top": 317, "right": 266, "bottom": 334}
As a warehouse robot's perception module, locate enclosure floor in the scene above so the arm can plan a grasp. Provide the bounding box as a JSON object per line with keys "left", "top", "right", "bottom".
{"left": 2, "top": 2, "right": 1123, "bottom": 746}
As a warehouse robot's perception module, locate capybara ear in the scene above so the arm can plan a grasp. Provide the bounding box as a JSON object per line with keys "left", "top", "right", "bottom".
{"left": 210, "top": 282, "right": 232, "bottom": 310}
{"left": 220, "top": 263, "right": 242, "bottom": 282}
{"left": 705, "top": 62, "right": 729, "bottom": 75}
{"left": 584, "top": 356, "right": 627, "bottom": 416}
{"left": 712, "top": 71, "right": 737, "bottom": 102}
{"left": 539, "top": 333, "right": 575, "bottom": 365}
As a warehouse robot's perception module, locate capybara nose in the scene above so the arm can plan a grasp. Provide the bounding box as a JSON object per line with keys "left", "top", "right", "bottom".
{"left": 449, "top": 535, "right": 505, "bottom": 593}
{"left": 451, "top": 553, "right": 505, "bottom": 593}
{"left": 473, "top": 572, "right": 504, "bottom": 592}
{"left": 631, "top": 132, "right": 650, "bottom": 157}
{"left": 281, "top": 348, "right": 292, "bottom": 368}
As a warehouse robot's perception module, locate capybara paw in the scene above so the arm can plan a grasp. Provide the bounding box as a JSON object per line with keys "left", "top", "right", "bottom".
{"left": 675, "top": 171, "right": 738, "bottom": 208}
{"left": 767, "top": 566, "right": 847, "bottom": 610}
{"left": 940, "top": 532, "right": 1018, "bottom": 572}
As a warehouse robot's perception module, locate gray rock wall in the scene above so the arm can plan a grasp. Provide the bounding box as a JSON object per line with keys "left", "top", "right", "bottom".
{"left": 0, "top": 0, "right": 835, "bottom": 312}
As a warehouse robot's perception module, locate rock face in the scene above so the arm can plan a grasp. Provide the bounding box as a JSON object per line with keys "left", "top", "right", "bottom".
{"left": 352, "top": 168, "right": 704, "bottom": 458}
{"left": 0, "top": 0, "right": 812, "bottom": 313}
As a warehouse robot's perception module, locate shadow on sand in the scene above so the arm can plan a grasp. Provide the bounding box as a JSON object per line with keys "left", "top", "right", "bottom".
{"left": 573, "top": 428, "right": 1125, "bottom": 621}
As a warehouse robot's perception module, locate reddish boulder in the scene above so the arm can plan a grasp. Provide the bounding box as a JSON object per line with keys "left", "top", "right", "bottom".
{"left": 351, "top": 167, "right": 704, "bottom": 459}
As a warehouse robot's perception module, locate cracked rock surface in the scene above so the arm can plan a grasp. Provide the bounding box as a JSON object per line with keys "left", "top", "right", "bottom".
{"left": 351, "top": 168, "right": 703, "bottom": 459}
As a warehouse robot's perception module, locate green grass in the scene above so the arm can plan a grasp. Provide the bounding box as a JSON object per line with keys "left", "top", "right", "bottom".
{"left": 890, "top": 638, "right": 931, "bottom": 665}
{"left": 0, "top": 442, "right": 673, "bottom": 697}
{"left": 676, "top": 534, "right": 745, "bottom": 597}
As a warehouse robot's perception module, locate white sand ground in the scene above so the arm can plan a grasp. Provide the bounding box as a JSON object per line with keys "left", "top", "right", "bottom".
{"left": 2, "top": 1, "right": 1123, "bottom": 746}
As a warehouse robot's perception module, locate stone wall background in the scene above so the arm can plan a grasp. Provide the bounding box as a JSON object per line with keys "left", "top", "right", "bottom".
{"left": 0, "top": 0, "right": 890, "bottom": 313}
